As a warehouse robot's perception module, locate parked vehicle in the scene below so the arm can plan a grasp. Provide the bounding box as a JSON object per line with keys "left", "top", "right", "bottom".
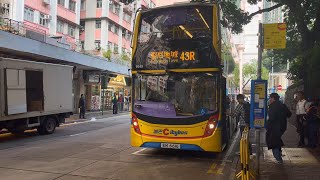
{"left": 0, "top": 58, "right": 73, "bottom": 134}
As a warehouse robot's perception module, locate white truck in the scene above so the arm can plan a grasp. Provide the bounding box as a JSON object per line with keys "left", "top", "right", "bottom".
{"left": 0, "top": 57, "right": 73, "bottom": 134}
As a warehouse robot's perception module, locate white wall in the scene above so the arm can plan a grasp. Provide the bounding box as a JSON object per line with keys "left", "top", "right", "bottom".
{"left": 84, "top": 20, "right": 96, "bottom": 50}
{"left": 11, "top": 0, "right": 25, "bottom": 21}
{"left": 50, "top": 0, "right": 58, "bottom": 36}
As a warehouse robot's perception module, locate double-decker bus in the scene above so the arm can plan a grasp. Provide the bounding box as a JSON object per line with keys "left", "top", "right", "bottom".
{"left": 130, "top": 2, "right": 236, "bottom": 152}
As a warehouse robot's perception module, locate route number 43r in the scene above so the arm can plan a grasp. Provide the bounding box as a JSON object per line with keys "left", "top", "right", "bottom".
{"left": 180, "top": 51, "right": 195, "bottom": 61}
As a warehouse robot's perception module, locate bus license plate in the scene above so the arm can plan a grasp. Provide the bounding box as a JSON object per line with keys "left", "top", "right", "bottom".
{"left": 161, "top": 143, "right": 181, "bottom": 149}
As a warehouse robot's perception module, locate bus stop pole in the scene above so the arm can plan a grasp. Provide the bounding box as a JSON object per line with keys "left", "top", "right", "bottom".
{"left": 256, "top": 22, "right": 263, "bottom": 175}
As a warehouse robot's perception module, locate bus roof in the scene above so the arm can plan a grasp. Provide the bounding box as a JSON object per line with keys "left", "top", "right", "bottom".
{"left": 140, "top": 2, "right": 215, "bottom": 14}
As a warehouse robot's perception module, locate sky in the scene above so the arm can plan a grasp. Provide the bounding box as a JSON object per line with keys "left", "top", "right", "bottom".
{"left": 156, "top": 0, "right": 189, "bottom": 7}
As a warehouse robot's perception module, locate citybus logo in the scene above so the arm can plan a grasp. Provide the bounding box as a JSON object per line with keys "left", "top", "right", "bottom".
{"left": 153, "top": 129, "right": 188, "bottom": 136}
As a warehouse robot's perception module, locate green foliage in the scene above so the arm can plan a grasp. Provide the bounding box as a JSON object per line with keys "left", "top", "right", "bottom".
{"left": 243, "top": 60, "right": 269, "bottom": 81}
{"left": 227, "top": 55, "right": 235, "bottom": 74}
{"left": 220, "top": 0, "right": 251, "bottom": 34}
{"left": 262, "top": 50, "right": 287, "bottom": 73}
{"left": 102, "top": 49, "right": 112, "bottom": 61}
{"left": 233, "top": 63, "right": 240, "bottom": 87}
{"left": 121, "top": 53, "right": 131, "bottom": 61}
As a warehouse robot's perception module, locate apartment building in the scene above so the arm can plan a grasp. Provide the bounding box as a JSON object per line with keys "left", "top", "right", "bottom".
{"left": 263, "top": 0, "right": 283, "bottom": 24}
{"left": 80, "top": 0, "right": 156, "bottom": 57}
{"left": 0, "top": 0, "right": 81, "bottom": 49}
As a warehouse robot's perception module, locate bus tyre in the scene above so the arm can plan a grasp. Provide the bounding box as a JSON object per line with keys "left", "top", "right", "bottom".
{"left": 38, "top": 117, "right": 56, "bottom": 135}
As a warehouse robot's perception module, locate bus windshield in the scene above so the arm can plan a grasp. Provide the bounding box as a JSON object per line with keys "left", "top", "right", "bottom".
{"left": 133, "top": 5, "right": 218, "bottom": 70}
{"left": 133, "top": 73, "right": 218, "bottom": 118}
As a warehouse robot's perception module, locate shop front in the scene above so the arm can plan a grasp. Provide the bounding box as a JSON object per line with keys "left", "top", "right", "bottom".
{"left": 101, "top": 75, "right": 131, "bottom": 111}
{"left": 84, "top": 73, "right": 101, "bottom": 112}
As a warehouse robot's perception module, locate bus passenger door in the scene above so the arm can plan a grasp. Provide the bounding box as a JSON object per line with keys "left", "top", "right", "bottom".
{"left": 221, "top": 77, "right": 230, "bottom": 146}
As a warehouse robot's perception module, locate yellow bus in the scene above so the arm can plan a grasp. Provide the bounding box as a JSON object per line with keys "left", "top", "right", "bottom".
{"left": 130, "top": 2, "right": 236, "bottom": 152}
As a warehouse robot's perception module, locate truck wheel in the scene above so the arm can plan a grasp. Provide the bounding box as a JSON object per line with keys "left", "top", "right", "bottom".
{"left": 38, "top": 117, "right": 56, "bottom": 135}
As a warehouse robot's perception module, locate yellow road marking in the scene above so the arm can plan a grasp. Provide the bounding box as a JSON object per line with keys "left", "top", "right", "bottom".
{"left": 216, "top": 163, "right": 225, "bottom": 174}
{"left": 207, "top": 162, "right": 218, "bottom": 174}
{"left": 207, "top": 162, "right": 224, "bottom": 175}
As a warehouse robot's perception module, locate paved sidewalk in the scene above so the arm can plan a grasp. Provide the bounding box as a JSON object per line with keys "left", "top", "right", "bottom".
{"left": 259, "top": 123, "right": 320, "bottom": 180}
{"left": 65, "top": 110, "right": 130, "bottom": 123}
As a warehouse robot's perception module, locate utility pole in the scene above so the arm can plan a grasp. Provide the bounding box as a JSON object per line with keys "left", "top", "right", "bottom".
{"left": 256, "top": 22, "right": 263, "bottom": 175}
{"left": 271, "top": 57, "right": 274, "bottom": 92}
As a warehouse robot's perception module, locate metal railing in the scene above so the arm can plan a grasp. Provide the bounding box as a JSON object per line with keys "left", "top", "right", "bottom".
{"left": 0, "top": 17, "right": 131, "bottom": 68}
{"left": 0, "top": 17, "right": 81, "bottom": 51}
{"left": 236, "top": 127, "right": 257, "bottom": 180}
{"left": 0, "top": 17, "right": 47, "bottom": 42}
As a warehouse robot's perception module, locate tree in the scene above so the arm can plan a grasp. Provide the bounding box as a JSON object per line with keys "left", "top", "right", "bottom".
{"left": 262, "top": 50, "right": 287, "bottom": 73}
{"left": 233, "top": 63, "right": 240, "bottom": 87}
{"left": 124, "top": 0, "right": 320, "bottom": 97}
{"left": 231, "top": 61, "right": 269, "bottom": 88}
{"left": 243, "top": 61, "right": 268, "bottom": 80}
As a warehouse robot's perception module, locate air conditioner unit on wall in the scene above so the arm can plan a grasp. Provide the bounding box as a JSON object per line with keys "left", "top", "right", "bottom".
{"left": 43, "top": 0, "right": 50, "bottom": 5}
{"left": 44, "top": 15, "right": 51, "bottom": 20}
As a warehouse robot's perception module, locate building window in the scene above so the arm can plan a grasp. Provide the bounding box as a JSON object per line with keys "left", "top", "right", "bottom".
{"left": 114, "top": 26, "right": 118, "bottom": 34}
{"left": 114, "top": 4, "right": 120, "bottom": 15}
{"left": 57, "top": 20, "right": 64, "bottom": 33}
{"left": 24, "top": 7, "right": 34, "bottom": 22}
{"left": 97, "top": 0, "right": 102, "bottom": 8}
{"left": 95, "top": 20, "right": 101, "bottom": 29}
{"left": 109, "top": 2, "right": 113, "bottom": 11}
{"left": 81, "top": 0, "right": 86, "bottom": 10}
{"left": 126, "top": 32, "right": 131, "bottom": 40}
{"left": 122, "top": 48, "right": 126, "bottom": 54}
{"left": 110, "top": 2, "right": 120, "bottom": 15}
{"left": 122, "top": 29, "right": 126, "bottom": 38}
{"left": 80, "top": 20, "right": 85, "bottom": 30}
{"left": 114, "top": 44, "right": 118, "bottom": 53}
{"left": 95, "top": 40, "right": 101, "bottom": 50}
{"left": 108, "top": 23, "right": 113, "bottom": 31}
{"left": 124, "top": 13, "right": 131, "bottom": 22}
{"left": 81, "top": 41, "right": 85, "bottom": 50}
{"left": 69, "top": 0, "right": 76, "bottom": 12}
{"left": 58, "top": 0, "right": 65, "bottom": 6}
{"left": 68, "top": 24, "right": 75, "bottom": 37}
{"left": 39, "top": 13, "right": 48, "bottom": 27}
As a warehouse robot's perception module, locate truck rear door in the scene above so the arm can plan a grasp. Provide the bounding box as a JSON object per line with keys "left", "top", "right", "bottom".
{"left": 5, "top": 69, "right": 27, "bottom": 115}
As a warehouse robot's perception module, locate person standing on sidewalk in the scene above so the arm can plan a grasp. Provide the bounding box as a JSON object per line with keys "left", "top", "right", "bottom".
{"left": 266, "top": 93, "right": 290, "bottom": 164}
{"left": 118, "top": 94, "right": 124, "bottom": 112}
{"left": 112, "top": 94, "right": 118, "bottom": 114}
{"left": 78, "top": 94, "right": 86, "bottom": 119}
{"left": 306, "top": 99, "right": 320, "bottom": 148}
{"left": 295, "top": 91, "right": 308, "bottom": 147}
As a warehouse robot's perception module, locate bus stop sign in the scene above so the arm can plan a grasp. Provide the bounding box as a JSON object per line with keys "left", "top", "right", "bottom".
{"left": 250, "top": 80, "right": 268, "bottom": 129}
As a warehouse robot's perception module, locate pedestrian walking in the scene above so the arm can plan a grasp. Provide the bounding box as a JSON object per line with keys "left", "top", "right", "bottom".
{"left": 112, "top": 94, "right": 118, "bottom": 114}
{"left": 266, "top": 93, "right": 290, "bottom": 164}
{"left": 306, "top": 99, "right": 320, "bottom": 148}
{"left": 295, "top": 91, "right": 308, "bottom": 147}
{"left": 229, "top": 94, "right": 251, "bottom": 155}
{"left": 230, "top": 94, "right": 251, "bottom": 135}
{"left": 78, "top": 94, "right": 86, "bottom": 119}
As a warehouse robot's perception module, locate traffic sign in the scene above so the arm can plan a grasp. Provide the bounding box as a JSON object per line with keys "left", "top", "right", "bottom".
{"left": 263, "top": 23, "right": 287, "bottom": 49}
{"left": 277, "top": 85, "right": 282, "bottom": 90}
